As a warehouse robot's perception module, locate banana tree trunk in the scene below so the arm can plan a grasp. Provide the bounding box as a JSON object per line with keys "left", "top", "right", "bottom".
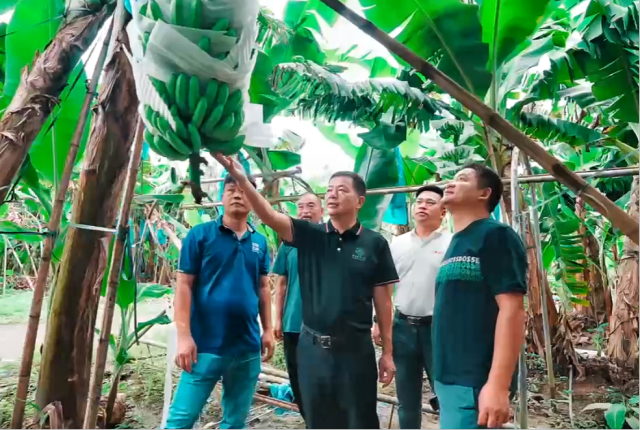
{"left": 0, "top": 6, "right": 109, "bottom": 203}
{"left": 607, "top": 177, "right": 639, "bottom": 371}
{"left": 504, "top": 156, "right": 582, "bottom": 380}
{"left": 575, "top": 198, "right": 610, "bottom": 323}
{"left": 35, "top": 25, "right": 138, "bottom": 428}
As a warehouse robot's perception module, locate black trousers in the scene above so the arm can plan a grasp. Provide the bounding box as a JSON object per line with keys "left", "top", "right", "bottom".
{"left": 297, "top": 329, "right": 379, "bottom": 429}
{"left": 283, "top": 332, "right": 305, "bottom": 420}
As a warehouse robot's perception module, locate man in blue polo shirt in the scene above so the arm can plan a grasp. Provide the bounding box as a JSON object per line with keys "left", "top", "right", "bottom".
{"left": 164, "top": 175, "right": 275, "bottom": 429}
{"left": 272, "top": 192, "right": 324, "bottom": 421}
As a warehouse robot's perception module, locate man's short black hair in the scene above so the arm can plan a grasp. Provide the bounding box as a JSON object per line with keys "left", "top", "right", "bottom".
{"left": 329, "top": 171, "right": 367, "bottom": 197}
{"left": 223, "top": 174, "right": 257, "bottom": 189}
{"left": 461, "top": 163, "right": 503, "bottom": 213}
{"left": 415, "top": 184, "right": 444, "bottom": 198}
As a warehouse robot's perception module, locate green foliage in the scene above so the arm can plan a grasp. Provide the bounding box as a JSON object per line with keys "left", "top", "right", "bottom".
{"left": 5, "top": 0, "right": 92, "bottom": 184}
{"left": 360, "top": 0, "right": 492, "bottom": 98}
{"left": 353, "top": 144, "right": 399, "bottom": 230}
{"left": 271, "top": 60, "right": 441, "bottom": 132}
{"left": 480, "top": 0, "right": 553, "bottom": 70}
{"left": 524, "top": 0, "right": 639, "bottom": 123}
{"left": 516, "top": 111, "right": 603, "bottom": 146}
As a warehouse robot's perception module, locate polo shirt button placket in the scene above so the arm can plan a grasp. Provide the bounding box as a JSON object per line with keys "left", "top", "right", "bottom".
{"left": 338, "top": 236, "right": 342, "bottom": 251}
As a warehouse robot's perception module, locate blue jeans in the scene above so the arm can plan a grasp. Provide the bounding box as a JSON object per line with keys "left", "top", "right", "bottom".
{"left": 434, "top": 381, "right": 484, "bottom": 429}
{"left": 165, "top": 352, "right": 261, "bottom": 429}
{"left": 393, "top": 317, "right": 435, "bottom": 429}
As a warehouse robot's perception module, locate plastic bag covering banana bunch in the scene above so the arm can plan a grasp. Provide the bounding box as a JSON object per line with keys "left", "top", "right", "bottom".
{"left": 126, "top": 0, "right": 273, "bottom": 202}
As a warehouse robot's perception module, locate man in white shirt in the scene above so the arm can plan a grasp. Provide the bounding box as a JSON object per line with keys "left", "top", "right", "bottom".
{"left": 373, "top": 185, "right": 451, "bottom": 429}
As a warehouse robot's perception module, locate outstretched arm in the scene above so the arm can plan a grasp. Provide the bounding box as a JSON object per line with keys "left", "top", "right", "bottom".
{"left": 213, "top": 154, "right": 293, "bottom": 242}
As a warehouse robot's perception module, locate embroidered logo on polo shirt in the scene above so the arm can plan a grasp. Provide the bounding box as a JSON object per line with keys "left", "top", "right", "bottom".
{"left": 352, "top": 247, "right": 366, "bottom": 261}
{"left": 252, "top": 242, "right": 260, "bottom": 253}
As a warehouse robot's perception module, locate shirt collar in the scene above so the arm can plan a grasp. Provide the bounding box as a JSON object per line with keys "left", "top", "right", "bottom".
{"left": 217, "top": 215, "right": 255, "bottom": 234}
{"left": 326, "top": 219, "right": 363, "bottom": 236}
{"left": 411, "top": 226, "right": 444, "bottom": 240}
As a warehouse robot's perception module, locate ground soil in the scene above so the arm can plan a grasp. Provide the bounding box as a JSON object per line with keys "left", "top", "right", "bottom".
{"left": 0, "top": 293, "right": 636, "bottom": 429}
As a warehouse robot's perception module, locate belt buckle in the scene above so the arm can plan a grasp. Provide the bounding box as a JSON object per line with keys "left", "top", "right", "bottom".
{"left": 407, "top": 316, "right": 421, "bottom": 325}
{"left": 319, "top": 335, "right": 332, "bottom": 349}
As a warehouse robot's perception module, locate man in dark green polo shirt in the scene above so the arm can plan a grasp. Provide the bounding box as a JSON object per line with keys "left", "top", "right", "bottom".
{"left": 214, "top": 153, "right": 399, "bottom": 429}
{"left": 272, "top": 192, "right": 324, "bottom": 421}
{"left": 433, "top": 163, "right": 527, "bottom": 429}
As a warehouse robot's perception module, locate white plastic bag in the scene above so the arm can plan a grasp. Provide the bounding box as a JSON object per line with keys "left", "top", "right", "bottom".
{"left": 126, "top": 0, "right": 275, "bottom": 147}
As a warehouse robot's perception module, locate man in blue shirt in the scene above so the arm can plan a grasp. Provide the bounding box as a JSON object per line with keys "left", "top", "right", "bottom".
{"left": 272, "top": 193, "right": 324, "bottom": 421}
{"left": 164, "top": 175, "right": 275, "bottom": 429}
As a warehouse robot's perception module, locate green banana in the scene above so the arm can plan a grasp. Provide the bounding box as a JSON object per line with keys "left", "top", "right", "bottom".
{"left": 157, "top": 116, "right": 191, "bottom": 155}
{"left": 141, "top": 32, "right": 150, "bottom": 49}
{"left": 190, "top": 0, "right": 202, "bottom": 29}
{"left": 148, "top": 0, "right": 163, "bottom": 20}
{"left": 144, "top": 105, "right": 155, "bottom": 123}
{"left": 217, "top": 135, "right": 245, "bottom": 156}
{"left": 197, "top": 37, "right": 210, "bottom": 53}
{"left": 201, "top": 105, "right": 224, "bottom": 136}
{"left": 212, "top": 18, "right": 229, "bottom": 31}
{"left": 226, "top": 28, "right": 237, "bottom": 38}
{"left": 223, "top": 89, "right": 242, "bottom": 116}
{"left": 214, "top": 52, "right": 228, "bottom": 60}
{"left": 216, "top": 82, "right": 229, "bottom": 106}
{"left": 192, "top": 98, "right": 209, "bottom": 128}
{"left": 154, "top": 134, "right": 190, "bottom": 160}
{"left": 209, "top": 113, "right": 234, "bottom": 141}
{"left": 144, "top": 129, "right": 155, "bottom": 145}
{"left": 212, "top": 110, "right": 243, "bottom": 141}
{"left": 188, "top": 75, "right": 200, "bottom": 115}
{"left": 188, "top": 123, "right": 202, "bottom": 153}
{"left": 170, "top": 0, "right": 182, "bottom": 25}
{"left": 175, "top": 73, "right": 189, "bottom": 116}
{"left": 167, "top": 74, "right": 178, "bottom": 106}
{"left": 149, "top": 77, "right": 171, "bottom": 106}
{"left": 169, "top": 106, "right": 189, "bottom": 140}
{"left": 170, "top": 167, "right": 178, "bottom": 184}
{"left": 204, "top": 80, "right": 218, "bottom": 102}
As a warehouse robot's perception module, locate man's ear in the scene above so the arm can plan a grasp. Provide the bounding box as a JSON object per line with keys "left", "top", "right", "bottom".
{"left": 479, "top": 187, "right": 492, "bottom": 204}
{"left": 356, "top": 195, "right": 366, "bottom": 209}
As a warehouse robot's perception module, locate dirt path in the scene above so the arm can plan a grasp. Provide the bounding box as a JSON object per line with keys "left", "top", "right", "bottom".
{"left": 0, "top": 323, "right": 45, "bottom": 362}
{"left": 0, "top": 297, "right": 169, "bottom": 362}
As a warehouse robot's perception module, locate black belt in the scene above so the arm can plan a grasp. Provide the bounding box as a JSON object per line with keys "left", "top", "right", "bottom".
{"left": 397, "top": 311, "right": 432, "bottom": 326}
{"left": 302, "top": 325, "right": 343, "bottom": 349}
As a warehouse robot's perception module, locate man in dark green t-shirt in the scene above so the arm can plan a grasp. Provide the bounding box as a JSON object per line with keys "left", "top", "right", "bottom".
{"left": 433, "top": 163, "right": 527, "bottom": 429}
{"left": 214, "top": 154, "right": 399, "bottom": 429}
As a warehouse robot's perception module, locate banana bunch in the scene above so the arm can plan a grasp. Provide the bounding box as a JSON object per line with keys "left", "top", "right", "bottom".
{"left": 143, "top": 73, "right": 245, "bottom": 159}
{"left": 139, "top": 0, "right": 238, "bottom": 63}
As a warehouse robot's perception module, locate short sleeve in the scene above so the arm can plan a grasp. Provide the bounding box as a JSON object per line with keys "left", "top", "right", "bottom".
{"left": 272, "top": 244, "right": 288, "bottom": 276}
{"left": 289, "top": 217, "right": 324, "bottom": 249}
{"left": 259, "top": 240, "right": 270, "bottom": 275}
{"left": 178, "top": 229, "right": 201, "bottom": 275}
{"left": 373, "top": 237, "right": 400, "bottom": 286}
{"left": 480, "top": 226, "right": 528, "bottom": 296}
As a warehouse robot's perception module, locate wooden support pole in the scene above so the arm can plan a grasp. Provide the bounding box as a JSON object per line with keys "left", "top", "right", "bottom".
{"left": 83, "top": 118, "right": 145, "bottom": 429}
{"left": 523, "top": 157, "right": 557, "bottom": 398}
{"left": 509, "top": 148, "right": 528, "bottom": 429}
{"left": 318, "top": 0, "right": 639, "bottom": 246}
{"left": 10, "top": 17, "right": 116, "bottom": 429}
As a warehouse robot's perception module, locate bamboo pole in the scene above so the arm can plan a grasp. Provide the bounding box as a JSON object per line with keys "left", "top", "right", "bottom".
{"left": 523, "top": 156, "right": 557, "bottom": 398}
{"left": 509, "top": 148, "right": 528, "bottom": 429}
{"left": 11, "top": 18, "right": 116, "bottom": 428}
{"left": 2, "top": 239, "right": 7, "bottom": 296}
{"left": 318, "top": 0, "right": 640, "bottom": 245}
{"left": 83, "top": 118, "right": 145, "bottom": 429}
{"left": 200, "top": 166, "right": 302, "bottom": 184}
{"left": 181, "top": 167, "right": 640, "bottom": 209}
